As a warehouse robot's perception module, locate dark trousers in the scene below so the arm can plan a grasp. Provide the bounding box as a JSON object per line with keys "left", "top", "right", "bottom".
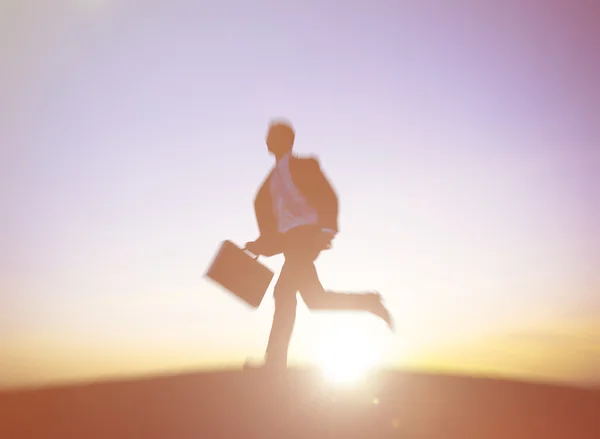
{"left": 265, "top": 225, "right": 375, "bottom": 367}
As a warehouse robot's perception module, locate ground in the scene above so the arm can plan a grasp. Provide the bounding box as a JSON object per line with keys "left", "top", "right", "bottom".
{"left": 0, "top": 368, "right": 598, "bottom": 438}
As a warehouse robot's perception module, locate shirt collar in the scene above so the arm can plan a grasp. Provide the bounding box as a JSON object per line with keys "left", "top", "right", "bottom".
{"left": 275, "top": 151, "right": 292, "bottom": 164}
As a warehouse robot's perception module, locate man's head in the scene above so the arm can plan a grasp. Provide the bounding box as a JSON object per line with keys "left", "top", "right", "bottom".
{"left": 266, "top": 120, "right": 295, "bottom": 158}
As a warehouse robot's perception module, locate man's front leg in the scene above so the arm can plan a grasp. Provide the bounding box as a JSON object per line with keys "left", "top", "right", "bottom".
{"left": 265, "top": 294, "right": 297, "bottom": 369}
{"left": 262, "top": 261, "right": 299, "bottom": 371}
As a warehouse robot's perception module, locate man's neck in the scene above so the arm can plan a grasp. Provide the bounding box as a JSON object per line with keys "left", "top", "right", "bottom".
{"left": 274, "top": 150, "right": 292, "bottom": 162}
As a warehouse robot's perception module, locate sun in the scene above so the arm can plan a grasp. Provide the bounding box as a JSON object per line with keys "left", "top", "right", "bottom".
{"left": 315, "top": 323, "right": 383, "bottom": 384}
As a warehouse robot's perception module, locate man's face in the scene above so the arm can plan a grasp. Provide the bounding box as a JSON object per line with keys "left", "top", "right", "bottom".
{"left": 265, "top": 130, "right": 278, "bottom": 153}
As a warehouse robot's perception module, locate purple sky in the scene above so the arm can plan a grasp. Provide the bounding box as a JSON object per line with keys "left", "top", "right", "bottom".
{"left": 1, "top": 0, "right": 598, "bottom": 387}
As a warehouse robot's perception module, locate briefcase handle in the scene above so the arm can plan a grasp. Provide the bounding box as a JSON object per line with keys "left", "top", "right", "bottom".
{"left": 242, "top": 247, "right": 259, "bottom": 260}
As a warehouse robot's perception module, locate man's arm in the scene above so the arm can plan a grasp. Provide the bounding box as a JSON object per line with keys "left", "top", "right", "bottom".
{"left": 247, "top": 176, "right": 283, "bottom": 256}
{"left": 253, "top": 179, "right": 272, "bottom": 238}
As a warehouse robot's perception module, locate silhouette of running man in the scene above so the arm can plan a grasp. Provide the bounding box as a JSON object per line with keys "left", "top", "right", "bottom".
{"left": 244, "top": 120, "right": 393, "bottom": 372}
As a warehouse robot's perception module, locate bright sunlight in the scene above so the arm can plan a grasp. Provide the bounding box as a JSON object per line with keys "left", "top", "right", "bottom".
{"left": 315, "top": 322, "right": 384, "bottom": 384}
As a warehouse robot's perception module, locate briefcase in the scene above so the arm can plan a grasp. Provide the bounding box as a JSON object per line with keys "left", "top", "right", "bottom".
{"left": 205, "top": 240, "right": 274, "bottom": 308}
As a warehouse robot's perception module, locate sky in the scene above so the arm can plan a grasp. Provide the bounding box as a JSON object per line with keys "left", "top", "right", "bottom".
{"left": 1, "top": 0, "right": 599, "bottom": 388}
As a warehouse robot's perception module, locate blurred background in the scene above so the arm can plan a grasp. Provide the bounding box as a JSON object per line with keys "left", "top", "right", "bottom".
{"left": 1, "top": 0, "right": 598, "bottom": 389}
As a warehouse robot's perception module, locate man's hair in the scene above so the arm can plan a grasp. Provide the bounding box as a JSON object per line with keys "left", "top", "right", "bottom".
{"left": 268, "top": 120, "right": 295, "bottom": 146}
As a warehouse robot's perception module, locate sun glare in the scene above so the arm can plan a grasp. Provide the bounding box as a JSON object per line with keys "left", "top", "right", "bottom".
{"left": 315, "top": 324, "right": 383, "bottom": 384}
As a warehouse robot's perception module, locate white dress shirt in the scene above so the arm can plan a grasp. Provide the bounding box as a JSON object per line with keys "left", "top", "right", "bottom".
{"left": 269, "top": 152, "right": 320, "bottom": 234}
{"left": 269, "top": 152, "right": 337, "bottom": 239}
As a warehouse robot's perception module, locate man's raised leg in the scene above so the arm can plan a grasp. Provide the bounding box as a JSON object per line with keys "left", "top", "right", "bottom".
{"left": 298, "top": 262, "right": 394, "bottom": 330}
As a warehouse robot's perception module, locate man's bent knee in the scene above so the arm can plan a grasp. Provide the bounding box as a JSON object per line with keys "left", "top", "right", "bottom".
{"left": 302, "top": 294, "right": 328, "bottom": 310}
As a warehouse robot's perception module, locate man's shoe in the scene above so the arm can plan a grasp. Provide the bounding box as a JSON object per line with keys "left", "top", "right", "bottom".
{"left": 243, "top": 358, "right": 288, "bottom": 374}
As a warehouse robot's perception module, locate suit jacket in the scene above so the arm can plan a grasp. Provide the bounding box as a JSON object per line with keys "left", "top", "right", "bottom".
{"left": 253, "top": 155, "right": 339, "bottom": 256}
